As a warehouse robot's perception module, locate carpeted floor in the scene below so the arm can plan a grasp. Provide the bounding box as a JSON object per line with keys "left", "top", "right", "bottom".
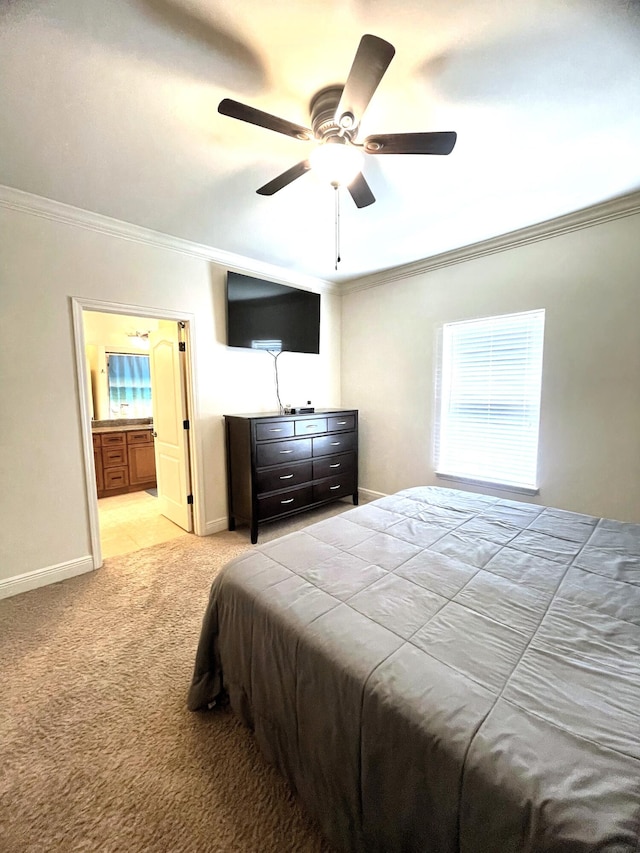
{"left": 0, "top": 505, "right": 351, "bottom": 852}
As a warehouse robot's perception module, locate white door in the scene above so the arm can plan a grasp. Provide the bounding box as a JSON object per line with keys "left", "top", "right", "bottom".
{"left": 149, "top": 321, "right": 193, "bottom": 532}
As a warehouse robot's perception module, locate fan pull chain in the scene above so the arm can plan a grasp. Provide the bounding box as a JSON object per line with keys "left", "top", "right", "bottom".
{"left": 334, "top": 183, "right": 341, "bottom": 270}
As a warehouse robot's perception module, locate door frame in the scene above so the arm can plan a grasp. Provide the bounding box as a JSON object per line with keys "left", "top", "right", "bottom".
{"left": 71, "top": 296, "right": 203, "bottom": 569}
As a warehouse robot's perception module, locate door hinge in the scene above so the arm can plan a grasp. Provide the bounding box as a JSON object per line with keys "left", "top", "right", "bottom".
{"left": 178, "top": 341, "right": 186, "bottom": 352}
{"left": 183, "top": 419, "right": 190, "bottom": 430}
{"left": 187, "top": 494, "right": 194, "bottom": 505}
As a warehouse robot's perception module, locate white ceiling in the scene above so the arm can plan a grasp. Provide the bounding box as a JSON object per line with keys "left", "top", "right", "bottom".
{"left": 1, "top": 0, "right": 639, "bottom": 283}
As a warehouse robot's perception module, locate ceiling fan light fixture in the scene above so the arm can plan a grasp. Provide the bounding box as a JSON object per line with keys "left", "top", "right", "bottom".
{"left": 218, "top": 34, "right": 457, "bottom": 213}
{"left": 309, "top": 138, "right": 363, "bottom": 187}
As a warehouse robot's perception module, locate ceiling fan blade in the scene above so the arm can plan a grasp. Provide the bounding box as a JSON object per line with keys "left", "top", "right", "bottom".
{"left": 218, "top": 99, "right": 312, "bottom": 140}
{"left": 257, "top": 160, "right": 312, "bottom": 196}
{"left": 347, "top": 172, "right": 376, "bottom": 208}
{"left": 335, "top": 35, "right": 395, "bottom": 131}
{"left": 364, "top": 132, "right": 457, "bottom": 155}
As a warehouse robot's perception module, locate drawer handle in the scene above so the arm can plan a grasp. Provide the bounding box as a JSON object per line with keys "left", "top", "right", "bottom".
{"left": 279, "top": 474, "right": 294, "bottom": 480}
{"left": 280, "top": 498, "right": 295, "bottom": 504}
{"left": 268, "top": 428, "right": 283, "bottom": 432}
{"left": 306, "top": 424, "right": 317, "bottom": 429}
{"left": 330, "top": 485, "right": 341, "bottom": 490}
{"left": 336, "top": 421, "right": 347, "bottom": 425}
{"left": 330, "top": 441, "right": 341, "bottom": 446}
{"left": 279, "top": 450, "right": 293, "bottom": 454}
{"left": 329, "top": 463, "right": 341, "bottom": 468}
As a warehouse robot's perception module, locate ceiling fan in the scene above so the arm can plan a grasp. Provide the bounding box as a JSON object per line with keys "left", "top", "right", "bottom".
{"left": 218, "top": 34, "right": 457, "bottom": 208}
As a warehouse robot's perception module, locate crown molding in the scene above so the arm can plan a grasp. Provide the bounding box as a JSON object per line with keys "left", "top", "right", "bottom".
{"left": 4, "top": 183, "right": 639, "bottom": 298}
{"left": 0, "top": 184, "right": 338, "bottom": 295}
{"left": 341, "top": 190, "right": 640, "bottom": 295}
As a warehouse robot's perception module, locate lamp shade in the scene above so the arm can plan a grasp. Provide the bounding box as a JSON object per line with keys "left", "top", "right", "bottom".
{"left": 309, "top": 139, "right": 363, "bottom": 186}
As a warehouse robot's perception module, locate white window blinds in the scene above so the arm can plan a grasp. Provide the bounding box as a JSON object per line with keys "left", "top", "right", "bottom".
{"left": 436, "top": 309, "right": 545, "bottom": 491}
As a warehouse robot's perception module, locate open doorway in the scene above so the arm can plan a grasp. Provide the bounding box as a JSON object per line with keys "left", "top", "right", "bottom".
{"left": 72, "top": 298, "right": 199, "bottom": 568}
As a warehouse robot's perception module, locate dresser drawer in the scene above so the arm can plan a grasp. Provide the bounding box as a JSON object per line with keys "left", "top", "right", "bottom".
{"left": 103, "top": 467, "right": 129, "bottom": 489}
{"left": 312, "top": 452, "right": 354, "bottom": 480}
{"left": 328, "top": 414, "right": 356, "bottom": 432}
{"left": 127, "top": 429, "right": 153, "bottom": 445}
{"left": 313, "top": 473, "right": 356, "bottom": 503}
{"left": 255, "top": 420, "right": 295, "bottom": 441}
{"left": 256, "top": 461, "right": 313, "bottom": 493}
{"left": 312, "top": 432, "right": 356, "bottom": 458}
{"left": 258, "top": 485, "right": 313, "bottom": 520}
{"left": 102, "top": 447, "right": 128, "bottom": 468}
{"left": 256, "top": 438, "right": 312, "bottom": 467}
{"left": 101, "top": 432, "right": 126, "bottom": 447}
{"left": 294, "top": 417, "right": 328, "bottom": 436}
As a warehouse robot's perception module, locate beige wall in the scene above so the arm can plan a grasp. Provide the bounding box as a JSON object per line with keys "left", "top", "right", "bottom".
{"left": 342, "top": 213, "right": 640, "bottom": 522}
{"left": 2, "top": 196, "right": 638, "bottom": 596}
{"left": 0, "top": 205, "right": 341, "bottom": 587}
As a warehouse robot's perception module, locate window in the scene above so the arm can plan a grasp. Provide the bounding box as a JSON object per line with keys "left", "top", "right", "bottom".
{"left": 107, "top": 353, "right": 152, "bottom": 418}
{"left": 435, "top": 309, "right": 545, "bottom": 492}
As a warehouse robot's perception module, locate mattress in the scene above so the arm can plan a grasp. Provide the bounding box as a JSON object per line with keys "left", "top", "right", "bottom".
{"left": 188, "top": 486, "right": 640, "bottom": 852}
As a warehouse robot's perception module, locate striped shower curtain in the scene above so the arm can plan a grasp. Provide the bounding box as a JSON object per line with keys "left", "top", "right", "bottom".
{"left": 107, "top": 353, "right": 152, "bottom": 418}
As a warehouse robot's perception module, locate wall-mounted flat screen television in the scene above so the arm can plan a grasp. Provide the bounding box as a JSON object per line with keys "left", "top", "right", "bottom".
{"left": 226, "top": 271, "right": 321, "bottom": 354}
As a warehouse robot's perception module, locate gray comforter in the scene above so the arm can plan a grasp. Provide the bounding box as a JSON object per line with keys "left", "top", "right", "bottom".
{"left": 188, "top": 486, "right": 640, "bottom": 852}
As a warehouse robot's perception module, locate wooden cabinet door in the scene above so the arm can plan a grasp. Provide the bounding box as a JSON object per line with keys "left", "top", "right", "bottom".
{"left": 129, "top": 443, "right": 156, "bottom": 487}
{"left": 94, "top": 449, "right": 104, "bottom": 494}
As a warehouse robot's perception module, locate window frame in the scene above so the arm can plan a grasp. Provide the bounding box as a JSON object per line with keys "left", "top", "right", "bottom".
{"left": 433, "top": 309, "right": 545, "bottom": 495}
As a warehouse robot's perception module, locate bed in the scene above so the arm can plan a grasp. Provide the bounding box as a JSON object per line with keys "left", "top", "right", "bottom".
{"left": 188, "top": 486, "right": 640, "bottom": 852}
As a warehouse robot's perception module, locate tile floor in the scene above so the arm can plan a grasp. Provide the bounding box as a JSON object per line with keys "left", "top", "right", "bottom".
{"left": 98, "top": 490, "right": 189, "bottom": 559}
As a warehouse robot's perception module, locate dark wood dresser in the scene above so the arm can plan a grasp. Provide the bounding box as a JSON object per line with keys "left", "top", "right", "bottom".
{"left": 224, "top": 409, "right": 358, "bottom": 543}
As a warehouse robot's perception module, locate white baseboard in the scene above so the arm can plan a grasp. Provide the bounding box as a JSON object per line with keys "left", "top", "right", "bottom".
{"left": 358, "top": 488, "right": 387, "bottom": 503}
{"left": 0, "top": 556, "right": 95, "bottom": 601}
{"left": 0, "top": 498, "right": 383, "bottom": 600}
{"left": 202, "top": 517, "right": 230, "bottom": 536}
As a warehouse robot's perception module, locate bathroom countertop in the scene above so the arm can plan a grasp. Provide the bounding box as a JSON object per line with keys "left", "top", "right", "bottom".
{"left": 92, "top": 419, "right": 153, "bottom": 434}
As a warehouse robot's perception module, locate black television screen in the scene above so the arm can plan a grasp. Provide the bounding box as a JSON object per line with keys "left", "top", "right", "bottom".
{"left": 226, "top": 271, "right": 321, "bottom": 354}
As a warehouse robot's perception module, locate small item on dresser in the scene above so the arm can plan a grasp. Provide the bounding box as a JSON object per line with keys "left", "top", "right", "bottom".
{"left": 291, "top": 402, "right": 315, "bottom": 413}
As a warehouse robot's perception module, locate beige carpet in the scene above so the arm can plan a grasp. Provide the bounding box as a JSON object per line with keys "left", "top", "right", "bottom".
{"left": 0, "top": 506, "right": 351, "bottom": 852}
